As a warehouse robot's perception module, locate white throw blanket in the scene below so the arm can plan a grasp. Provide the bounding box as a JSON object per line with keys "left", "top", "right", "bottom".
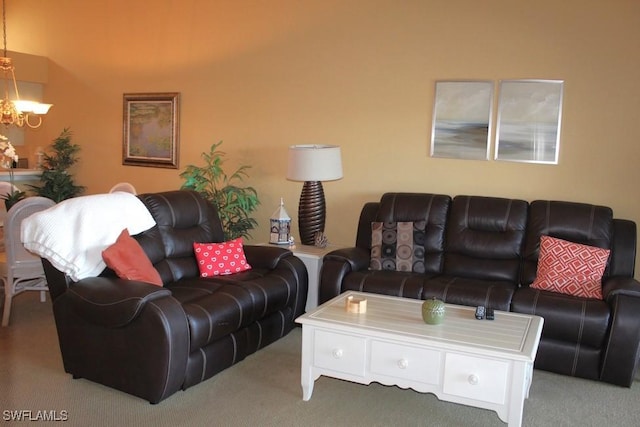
{"left": 21, "top": 192, "right": 157, "bottom": 281}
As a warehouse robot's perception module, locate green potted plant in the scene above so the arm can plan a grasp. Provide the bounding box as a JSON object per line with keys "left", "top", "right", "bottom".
{"left": 30, "top": 128, "right": 85, "bottom": 202}
{"left": 0, "top": 135, "right": 26, "bottom": 210}
{"left": 180, "top": 141, "right": 260, "bottom": 240}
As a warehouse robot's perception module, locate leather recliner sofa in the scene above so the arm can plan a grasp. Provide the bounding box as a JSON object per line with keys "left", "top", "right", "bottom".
{"left": 43, "top": 190, "right": 308, "bottom": 403}
{"left": 319, "top": 192, "right": 640, "bottom": 387}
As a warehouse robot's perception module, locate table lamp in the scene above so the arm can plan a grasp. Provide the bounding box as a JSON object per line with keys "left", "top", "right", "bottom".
{"left": 286, "top": 144, "right": 343, "bottom": 245}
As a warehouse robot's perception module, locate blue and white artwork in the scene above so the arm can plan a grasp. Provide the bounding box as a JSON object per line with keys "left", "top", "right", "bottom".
{"left": 495, "top": 80, "right": 563, "bottom": 164}
{"left": 430, "top": 81, "right": 493, "bottom": 160}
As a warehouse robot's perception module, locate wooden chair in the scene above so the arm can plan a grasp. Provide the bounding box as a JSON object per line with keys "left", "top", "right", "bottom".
{"left": 0, "top": 196, "right": 56, "bottom": 326}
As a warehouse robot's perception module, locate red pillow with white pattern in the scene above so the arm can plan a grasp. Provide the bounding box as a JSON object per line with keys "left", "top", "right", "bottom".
{"left": 193, "top": 238, "right": 252, "bottom": 277}
{"left": 531, "top": 235, "right": 610, "bottom": 300}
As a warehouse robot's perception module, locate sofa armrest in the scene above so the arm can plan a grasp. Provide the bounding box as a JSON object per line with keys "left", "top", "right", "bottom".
{"left": 66, "top": 277, "right": 173, "bottom": 328}
{"left": 602, "top": 276, "right": 640, "bottom": 302}
{"left": 326, "top": 247, "right": 371, "bottom": 270}
{"left": 53, "top": 276, "right": 190, "bottom": 403}
{"left": 318, "top": 247, "right": 370, "bottom": 304}
{"left": 244, "top": 245, "right": 292, "bottom": 269}
{"left": 600, "top": 291, "right": 640, "bottom": 386}
{"left": 598, "top": 276, "right": 640, "bottom": 386}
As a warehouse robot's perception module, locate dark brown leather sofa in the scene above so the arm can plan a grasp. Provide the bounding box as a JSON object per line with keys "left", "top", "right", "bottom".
{"left": 319, "top": 192, "right": 640, "bottom": 387}
{"left": 43, "top": 190, "right": 308, "bottom": 403}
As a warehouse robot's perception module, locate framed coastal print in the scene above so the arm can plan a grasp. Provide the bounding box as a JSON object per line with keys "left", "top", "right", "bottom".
{"left": 495, "top": 80, "right": 563, "bottom": 164}
{"left": 430, "top": 80, "right": 493, "bottom": 160}
{"left": 123, "top": 92, "right": 180, "bottom": 168}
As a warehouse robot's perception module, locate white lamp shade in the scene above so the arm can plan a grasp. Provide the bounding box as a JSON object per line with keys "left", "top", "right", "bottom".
{"left": 32, "top": 103, "right": 53, "bottom": 114}
{"left": 286, "top": 144, "right": 343, "bottom": 182}
{"left": 12, "top": 100, "right": 52, "bottom": 115}
{"left": 12, "top": 100, "right": 37, "bottom": 113}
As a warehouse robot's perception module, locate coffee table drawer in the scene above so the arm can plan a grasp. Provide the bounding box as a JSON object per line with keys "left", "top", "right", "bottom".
{"left": 313, "top": 330, "right": 366, "bottom": 376}
{"left": 443, "top": 353, "right": 508, "bottom": 404}
{"left": 370, "top": 340, "right": 441, "bottom": 384}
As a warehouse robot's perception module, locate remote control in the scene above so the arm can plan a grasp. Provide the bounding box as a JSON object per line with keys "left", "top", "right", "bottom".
{"left": 475, "top": 305, "right": 485, "bottom": 320}
{"left": 486, "top": 307, "right": 495, "bottom": 320}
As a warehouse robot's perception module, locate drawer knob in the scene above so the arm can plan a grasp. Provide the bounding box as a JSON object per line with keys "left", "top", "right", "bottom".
{"left": 332, "top": 348, "right": 343, "bottom": 359}
{"left": 468, "top": 374, "right": 479, "bottom": 385}
{"left": 397, "top": 358, "right": 409, "bottom": 369}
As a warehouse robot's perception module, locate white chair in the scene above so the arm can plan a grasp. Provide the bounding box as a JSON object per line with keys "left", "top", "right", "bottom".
{"left": 0, "top": 196, "right": 56, "bottom": 326}
{"left": 109, "top": 182, "right": 137, "bottom": 194}
{"left": 0, "top": 181, "right": 19, "bottom": 226}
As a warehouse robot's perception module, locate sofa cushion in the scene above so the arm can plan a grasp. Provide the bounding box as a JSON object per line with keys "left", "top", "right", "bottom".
{"left": 102, "top": 229, "right": 163, "bottom": 286}
{"left": 370, "top": 221, "right": 426, "bottom": 273}
{"left": 193, "top": 238, "right": 252, "bottom": 277}
{"left": 422, "top": 275, "right": 516, "bottom": 311}
{"left": 340, "top": 269, "right": 514, "bottom": 311}
{"left": 166, "top": 268, "right": 297, "bottom": 351}
{"left": 342, "top": 269, "right": 434, "bottom": 300}
{"left": 512, "top": 286, "right": 610, "bottom": 349}
{"left": 531, "top": 235, "right": 609, "bottom": 299}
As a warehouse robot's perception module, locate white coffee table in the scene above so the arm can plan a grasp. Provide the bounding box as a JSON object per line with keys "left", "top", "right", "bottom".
{"left": 296, "top": 291, "right": 543, "bottom": 427}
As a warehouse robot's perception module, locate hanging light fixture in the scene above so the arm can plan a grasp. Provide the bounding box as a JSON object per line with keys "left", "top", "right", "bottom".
{"left": 0, "top": 0, "right": 51, "bottom": 128}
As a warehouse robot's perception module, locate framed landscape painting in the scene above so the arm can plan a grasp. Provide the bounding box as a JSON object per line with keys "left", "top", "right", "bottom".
{"left": 495, "top": 80, "right": 563, "bottom": 164}
{"left": 123, "top": 92, "right": 180, "bottom": 168}
{"left": 430, "top": 80, "right": 493, "bottom": 160}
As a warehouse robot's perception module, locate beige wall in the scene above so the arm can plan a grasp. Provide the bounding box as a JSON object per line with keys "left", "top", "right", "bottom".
{"left": 8, "top": 1, "right": 640, "bottom": 274}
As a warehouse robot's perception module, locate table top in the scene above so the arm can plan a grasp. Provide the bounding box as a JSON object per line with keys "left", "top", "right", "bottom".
{"left": 255, "top": 242, "right": 342, "bottom": 257}
{"left": 296, "top": 291, "right": 544, "bottom": 361}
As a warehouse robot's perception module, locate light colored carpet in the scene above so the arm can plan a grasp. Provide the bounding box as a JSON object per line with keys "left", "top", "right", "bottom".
{"left": 1, "top": 292, "right": 639, "bottom": 426}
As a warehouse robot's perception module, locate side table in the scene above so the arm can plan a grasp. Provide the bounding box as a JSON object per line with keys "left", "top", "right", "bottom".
{"left": 288, "top": 244, "right": 338, "bottom": 312}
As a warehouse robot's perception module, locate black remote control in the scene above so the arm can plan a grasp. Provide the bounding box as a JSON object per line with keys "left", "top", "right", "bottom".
{"left": 475, "top": 305, "right": 485, "bottom": 320}
{"left": 486, "top": 307, "right": 495, "bottom": 320}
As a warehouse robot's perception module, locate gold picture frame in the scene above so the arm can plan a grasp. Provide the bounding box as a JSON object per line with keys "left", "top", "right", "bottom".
{"left": 122, "top": 92, "right": 180, "bottom": 168}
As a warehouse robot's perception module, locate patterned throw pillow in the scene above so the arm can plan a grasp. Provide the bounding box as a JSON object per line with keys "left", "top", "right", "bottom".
{"left": 193, "top": 238, "right": 252, "bottom": 277}
{"left": 531, "top": 235, "right": 610, "bottom": 299}
{"left": 370, "top": 221, "right": 426, "bottom": 273}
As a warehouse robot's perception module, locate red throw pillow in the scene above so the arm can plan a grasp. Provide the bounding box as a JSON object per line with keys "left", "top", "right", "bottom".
{"left": 531, "top": 235, "right": 610, "bottom": 299}
{"left": 193, "top": 238, "right": 252, "bottom": 277}
{"left": 102, "top": 229, "right": 163, "bottom": 286}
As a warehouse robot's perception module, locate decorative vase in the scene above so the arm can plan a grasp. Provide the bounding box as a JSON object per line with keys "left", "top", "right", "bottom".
{"left": 421, "top": 298, "right": 446, "bottom": 325}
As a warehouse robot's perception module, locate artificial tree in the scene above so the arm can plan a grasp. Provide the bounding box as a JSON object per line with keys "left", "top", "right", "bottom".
{"left": 31, "top": 128, "right": 85, "bottom": 202}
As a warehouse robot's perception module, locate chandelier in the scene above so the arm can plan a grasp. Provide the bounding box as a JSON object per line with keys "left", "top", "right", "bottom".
{"left": 0, "top": 0, "right": 51, "bottom": 128}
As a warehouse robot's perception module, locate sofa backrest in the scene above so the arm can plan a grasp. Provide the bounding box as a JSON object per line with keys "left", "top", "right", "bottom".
{"left": 522, "top": 200, "right": 614, "bottom": 285}
{"left": 136, "top": 190, "right": 225, "bottom": 283}
{"left": 443, "top": 195, "right": 528, "bottom": 282}
{"left": 354, "top": 193, "right": 636, "bottom": 284}
{"left": 356, "top": 192, "right": 451, "bottom": 274}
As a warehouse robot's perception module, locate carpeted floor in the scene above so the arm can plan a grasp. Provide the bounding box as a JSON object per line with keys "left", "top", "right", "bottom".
{"left": 1, "top": 292, "right": 639, "bottom": 426}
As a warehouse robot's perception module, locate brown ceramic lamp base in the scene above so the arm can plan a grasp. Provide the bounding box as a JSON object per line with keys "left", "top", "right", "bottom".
{"left": 297, "top": 181, "right": 325, "bottom": 246}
